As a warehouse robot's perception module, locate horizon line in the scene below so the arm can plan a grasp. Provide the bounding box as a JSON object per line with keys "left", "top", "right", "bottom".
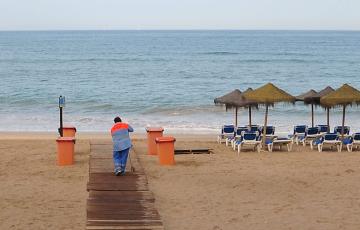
{"left": 1, "top": 28, "right": 360, "bottom": 32}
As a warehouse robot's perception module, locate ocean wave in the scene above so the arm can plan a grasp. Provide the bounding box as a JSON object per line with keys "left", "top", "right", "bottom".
{"left": 0, "top": 57, "right": 169, "bottom": 63}
{"left": 233, "top": 58, "right": 323, "bottom": 64}
{"left": 81, "top": 103, "right": 115, "bottom": 111}
{"left": 274, "top": 52, "right": 315, "bottom": 57}
{"left": 198, "top": 51, "right": 240, "bottom": 55}
{"left": 141, "top": 105, "right": 225, "bottom": 116}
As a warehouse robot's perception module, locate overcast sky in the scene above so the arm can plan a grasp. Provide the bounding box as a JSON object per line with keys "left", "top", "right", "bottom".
{"left": 0, "top": 0, "right": 359, "bottom": 30}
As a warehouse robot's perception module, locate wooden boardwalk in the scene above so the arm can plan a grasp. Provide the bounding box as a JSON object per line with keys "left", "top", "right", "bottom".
{"left": 86, "top": 140, "right": 164, "bottom": 230}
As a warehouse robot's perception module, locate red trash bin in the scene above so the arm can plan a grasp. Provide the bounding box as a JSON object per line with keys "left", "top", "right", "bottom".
{"left": 146, "top": 127, "right": 164, "bottom": 155}
{"left": 155, "top": 136, "right": 176, "bottom": 165}
{"left": 62, "top": 126, "right": 77, "bottom": 137}
{"left": 56, "top": 137, "right": 75, "bottom": 166}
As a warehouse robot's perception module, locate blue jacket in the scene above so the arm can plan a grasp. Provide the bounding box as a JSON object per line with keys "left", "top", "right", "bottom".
{"left": 111, "top": 122, "right": 134, "bottom": 151}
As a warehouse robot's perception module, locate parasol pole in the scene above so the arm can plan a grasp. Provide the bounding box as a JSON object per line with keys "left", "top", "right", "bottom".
{"left": 235, "top": 107, "right": 238, "bottom": 128}
{"left": 341, "top": 105, "right": 346, "bottom": 139}
{"left": 326, "top": 107, "right": 330, "bottom": 132}
{"left": 311, "top": 103, "right": 314, "bottom": 127}
{"left": 248, "top": 107, "right": 252, "bottom": 128}
{"left": 262, "top": 104, "right": 269, "bottom": 148}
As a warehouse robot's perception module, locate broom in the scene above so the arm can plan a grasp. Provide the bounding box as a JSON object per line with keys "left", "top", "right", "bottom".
{"left": 128, "top": 145, "right": 135, "bottom": 172}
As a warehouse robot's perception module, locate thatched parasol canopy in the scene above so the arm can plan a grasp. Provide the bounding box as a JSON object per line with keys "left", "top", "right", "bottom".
{"left": 214, "top": 89, "right": 257, "bottom": 108}
{"left": 243, "top": 83, "right": 295, "bottom": 105}
{"left": 320, "top": 84, "right": 360, "bottom": 137}
{"left": 243, "top": 83, "right": 295, "bottom": 148}
{"left": 214, "top": 89, "right": 257, "bottom": 127}
{"left": 320, "top": 84, "right": 360, "bottom": 107}
{"left": 314, "top": 86, "right": 335, "bottom": 100}
{"left": 296, "top": 89, "right": 318, "bottom": 102}
{"left": 296, "top": 89, "right": 318, "bottom": 127}
{"left": 214, "top": 89, "right": 242, "bottom": 107}
{"left": 307, "top": 86, "right": 335, "bottom": 131}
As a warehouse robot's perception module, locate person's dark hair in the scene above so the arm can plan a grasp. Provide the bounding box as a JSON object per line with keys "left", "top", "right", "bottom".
{"left": 114, "top": 116, "right": 122, "bottom": 123}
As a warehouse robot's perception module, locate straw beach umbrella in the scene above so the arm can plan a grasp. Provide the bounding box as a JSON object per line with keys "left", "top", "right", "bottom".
{"left": 296, "top": 87, "right": 335, "bottom": 131}
{"left": 296, "top": 89, "right": 318, "bottom": 127}
{"left": 244, "top": 83, "right": 296, "bottom": 147}
{"left": 214, "top": 89, "right": 257, "bottom": 127}
{"left": 321, "top": 84, "right": 360, "bottom": 138}
{"left": 214, "top": 89, "right": 242, "bottom": 127}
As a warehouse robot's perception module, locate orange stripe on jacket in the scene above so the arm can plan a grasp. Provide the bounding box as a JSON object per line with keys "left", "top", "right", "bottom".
{"left": 111, "top": 123, "right": 129, "bottom": 134}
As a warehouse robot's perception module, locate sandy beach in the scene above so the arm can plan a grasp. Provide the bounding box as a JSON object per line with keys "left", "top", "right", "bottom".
{"left": 1, "top": 132, "right": 360, "bottom": 230}
{"left": 0, "top": 136, "right": 89, "bottom": 229}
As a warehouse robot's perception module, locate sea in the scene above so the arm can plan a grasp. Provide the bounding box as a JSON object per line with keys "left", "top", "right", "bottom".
{"left": 0, "top": 30, "right": 360, "bottom": 134}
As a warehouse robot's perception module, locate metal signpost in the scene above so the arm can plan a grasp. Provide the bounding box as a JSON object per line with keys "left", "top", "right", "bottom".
{"left": 58, "top": 96, "right": 65, "bottom": 137}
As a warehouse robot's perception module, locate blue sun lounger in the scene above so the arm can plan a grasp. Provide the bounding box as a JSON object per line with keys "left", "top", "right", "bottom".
{"left": 300, "top": 127, "right": 320, "bottom": 147}
{"left": 249, "top": 125, "right": 260, "bottom": 132}
{"left": 259, "top": 126, "right": 275, "bottom": 136}
{"left": 345, "top": 133, "right": 360, "bottom": 152}
{"left": 291, "top": 125, "right": 307, "bottom": 145}
{"left": 266, "top": 137, "right": 293, "bottom": 152}
{"left": 317, "top": 125, "right": 329, "bottom": 134}
{"left": 236, "top": 131, "right": 261, "bottom": 155}
{"left": 217, "top": 125, "right": 235, "bottom": 144}
{"left": 230, "top": 126, "right": 248, "bottom": 148}
{"left": 313, "top": 133, "right": 342, "bottom": 152}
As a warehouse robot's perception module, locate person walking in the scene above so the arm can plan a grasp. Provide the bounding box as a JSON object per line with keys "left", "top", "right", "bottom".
{"left": 110, "top": 116, "right": 134, "bottom": 176}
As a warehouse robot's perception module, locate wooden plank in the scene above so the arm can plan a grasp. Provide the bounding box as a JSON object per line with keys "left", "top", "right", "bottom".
{"left": 87, "top": 201, "right": 158, "bottom": 208}
{"left": 89, "top": 169, "right": 145, "bottom": 175}
{"left": 87, "top": 207, "right": 159, "bottom": 214}
{"left": 87, "top": 184, "right": 148, "bottom": 192}
{"left": 89, "top": 173, "right": 146, "bottom": 181}
{"left": 87, "top": 222, "right": 164, "bottom": 229}
{"left": 86, "top": 219, "right": 164, "bottom": 228}
{"left": 87, "top": 219, "right": 162, "bottom": 226}
{"left": 87, "top": 212, "right": 161, "bottom": 220}
{"left": 89, "top": 191, "right": 155, "bottom": 200}
{"left": 87, "top": 213, "right": 161, "bottom": 220}
{"left": 87, "top": 209, "right": 159, "bottom": 216}
{"left": 175, "top": 148, "right": 212, "bottom": 154}
{"left": 88, "top": 180, "right": 149, "bottom": 187}
{"left": 87, "top": 226, "right": 163, "bottom": 229}
{"left": 87, "top": 201, "right": 155, "bottom": 206}
{"left": 86, "top": 226, "right": 164, "bottom": 230}
{"left": 87, "top": 220, "right": 163, "bottom": 225}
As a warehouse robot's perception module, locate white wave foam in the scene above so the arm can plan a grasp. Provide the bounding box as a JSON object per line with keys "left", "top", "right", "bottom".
{"left": 1, "top": 105, "right": 360, "bottom": 135}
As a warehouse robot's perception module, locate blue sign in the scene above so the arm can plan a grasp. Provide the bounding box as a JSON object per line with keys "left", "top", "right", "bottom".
{"left": 59, "top": 96, "right": 65, "bottom": 108}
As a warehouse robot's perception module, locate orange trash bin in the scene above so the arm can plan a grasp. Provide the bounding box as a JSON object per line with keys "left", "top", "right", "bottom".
{"left": 146, "top": 127, "right": 164, "bottom": 155}
{"left": 62, "top": 126, "right": 77, "bottom": 137}
{"left": 155, "top": 137, "right": 176, "bottom": 165}
{"left": 56, "top": 137, "right": 75, "bottom": 166}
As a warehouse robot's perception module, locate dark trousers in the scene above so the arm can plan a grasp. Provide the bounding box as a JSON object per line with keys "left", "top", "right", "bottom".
{"left": 113, "top": 148, "right": 130, "bottom": 172}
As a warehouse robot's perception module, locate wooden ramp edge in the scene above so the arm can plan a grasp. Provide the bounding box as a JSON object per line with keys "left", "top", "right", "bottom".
{"left": 86, "top": 141, "right": 164, "bottom": 230}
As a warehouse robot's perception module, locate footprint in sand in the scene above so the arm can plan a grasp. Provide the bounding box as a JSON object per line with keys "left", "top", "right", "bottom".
{"left": 345, "top": 169, "right": 355, "bottom": 173}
